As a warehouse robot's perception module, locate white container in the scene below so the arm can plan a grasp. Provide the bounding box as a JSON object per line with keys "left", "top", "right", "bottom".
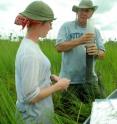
{"left": 86, "top": 18, "right": 95, "bottom": 43}
{"left": 86, "top": 18, "right": 95, "bottom": 33}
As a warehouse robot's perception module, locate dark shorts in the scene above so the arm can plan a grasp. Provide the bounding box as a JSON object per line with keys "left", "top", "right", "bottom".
{"left": 61, "top": 79, "right": 105, "bottom": 105}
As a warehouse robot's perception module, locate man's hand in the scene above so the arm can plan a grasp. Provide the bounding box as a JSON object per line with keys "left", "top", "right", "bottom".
{"left": 79, "top": 33, "right": 95, "bottom": 44}
{"left": 86, "top": 42, "right": 98, "bottom": 56}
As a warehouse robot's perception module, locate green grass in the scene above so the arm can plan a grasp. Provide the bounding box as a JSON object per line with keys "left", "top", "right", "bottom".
{"left": 96, "top": 42, "right": 117, "bottom": 95}
{"left": 0, "top": 39, "right": 117, "bottom": 124}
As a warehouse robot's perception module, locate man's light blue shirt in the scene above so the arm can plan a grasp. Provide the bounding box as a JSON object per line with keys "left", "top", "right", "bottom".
{"left": 56, "top": 21, "right": 105, "bottom": 84}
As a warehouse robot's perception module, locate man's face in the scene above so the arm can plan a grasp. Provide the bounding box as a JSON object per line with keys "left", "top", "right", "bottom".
{"left": 77, "top": 8, "right": 94, "bottom": 23}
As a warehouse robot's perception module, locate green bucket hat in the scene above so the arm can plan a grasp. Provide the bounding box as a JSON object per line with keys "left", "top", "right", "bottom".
{"left": 20, "top": 1, "right": 56, "bottom": 21}
{"left": 72, "top": 0, "right": 98, "bottom": 12}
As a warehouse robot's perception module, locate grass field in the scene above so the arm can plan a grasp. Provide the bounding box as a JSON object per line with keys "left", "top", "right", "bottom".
{"left": 0, "top": 39, "right": 117, "bottom": 124}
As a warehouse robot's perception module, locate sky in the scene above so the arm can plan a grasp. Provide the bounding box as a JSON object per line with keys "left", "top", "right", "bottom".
{"left": 0, "top": 0, "right": 117, "bottom": 41}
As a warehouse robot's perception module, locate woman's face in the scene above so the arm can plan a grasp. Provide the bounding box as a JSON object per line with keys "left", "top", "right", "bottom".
{"left": 39, "top": 21, "right": 52, "bottom": 38}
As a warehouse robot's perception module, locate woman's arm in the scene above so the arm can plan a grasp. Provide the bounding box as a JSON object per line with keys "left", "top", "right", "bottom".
{"left": 30, "top": 78, "right": 70, "bottom": 104}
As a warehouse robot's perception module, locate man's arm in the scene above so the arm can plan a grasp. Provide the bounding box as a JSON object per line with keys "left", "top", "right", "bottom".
{"left": 56, "top": 33, "right": 94, "bottom": 52}
{"left": 97, "top": 49, "right": 105, "bottom": 59}
{"left": 94, "top": 28, "right": 105, "bottom": 59}
{"left": 56, "top": 38, "right": 82, "bottom": 52}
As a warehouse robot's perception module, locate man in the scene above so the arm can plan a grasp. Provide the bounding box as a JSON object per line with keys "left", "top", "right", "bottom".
{"left": 56, "top": 0, "right": 105, "bottom": 104}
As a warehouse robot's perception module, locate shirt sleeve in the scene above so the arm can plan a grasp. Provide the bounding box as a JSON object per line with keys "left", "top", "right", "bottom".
{"left": 21, "top": 55, "right": 40, "bottom": 103}
{"left": 56, "top": 22, "right": 69, "bottom": 45}
{"left": 95, "top": 28, "right": 105, "bottom": 51}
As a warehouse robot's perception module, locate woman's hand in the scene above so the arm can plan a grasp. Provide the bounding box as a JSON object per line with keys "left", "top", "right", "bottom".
{"left": 50, "top": 74, "right": 60, "bottom": 82}
{"left": 55, "top": 78, "right": 70, "bottom": 91}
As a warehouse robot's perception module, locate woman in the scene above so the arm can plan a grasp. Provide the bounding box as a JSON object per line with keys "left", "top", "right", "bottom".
{"left": 15, "top": 1, "right": 70, "bottom": 124}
